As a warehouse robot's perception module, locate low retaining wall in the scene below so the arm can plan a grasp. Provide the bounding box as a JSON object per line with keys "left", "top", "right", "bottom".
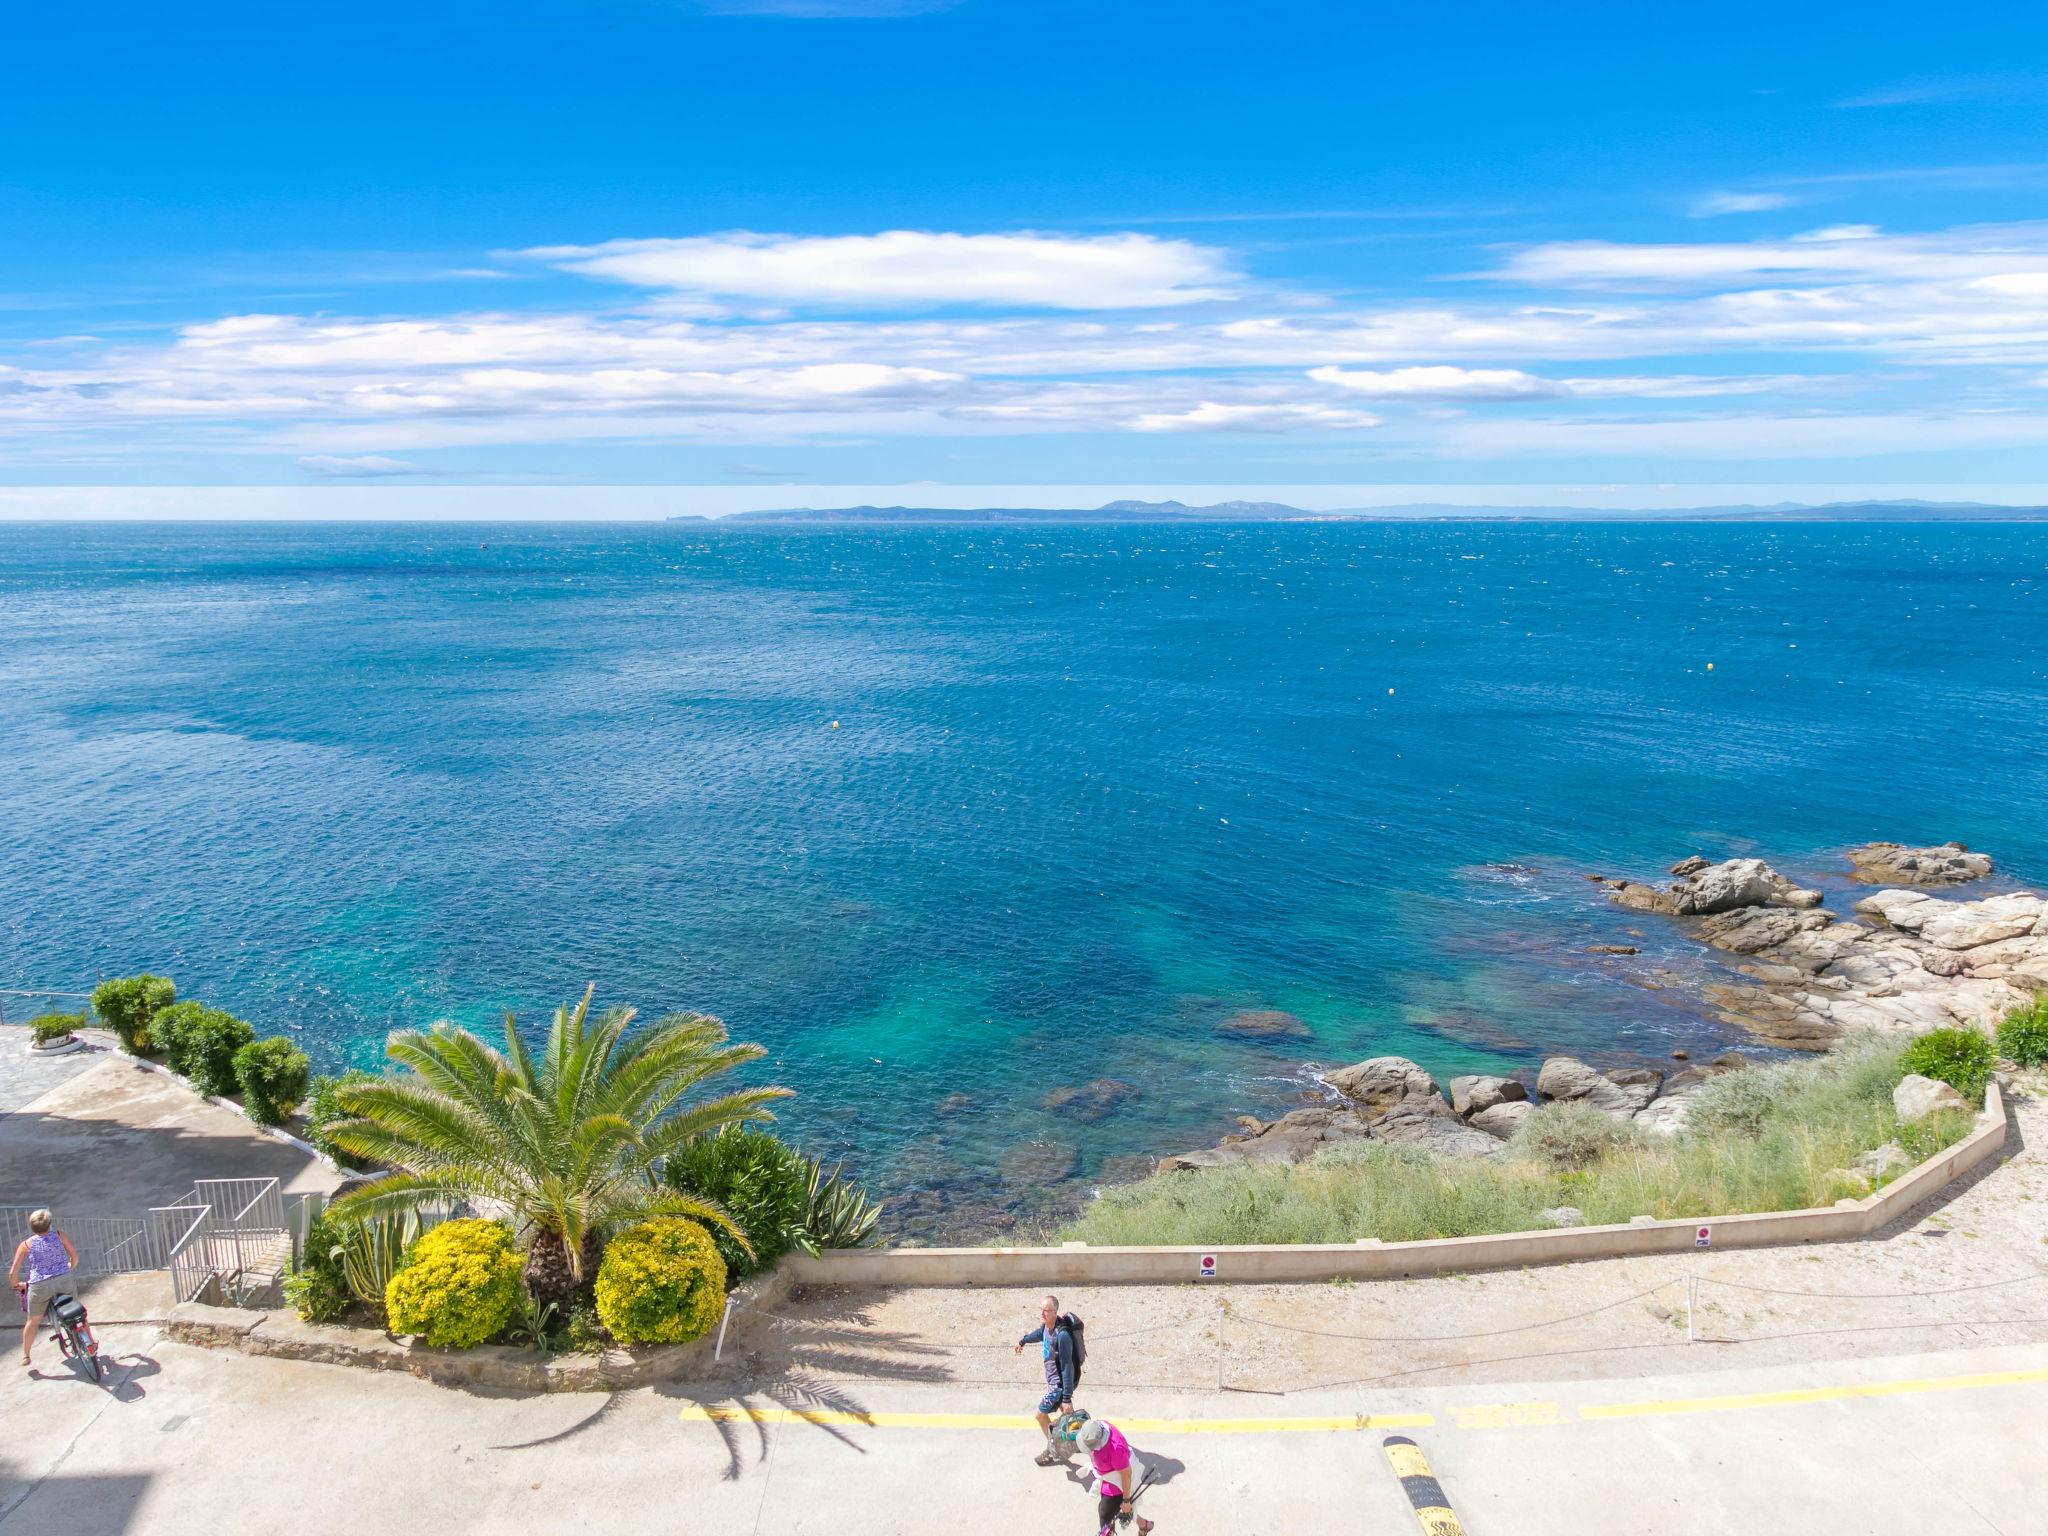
{"left": 165, "top": 1263, "right": 796, "bottom": 1392}
{"left": 786, "top": 1081, "right": 2012, "bottom": 1288}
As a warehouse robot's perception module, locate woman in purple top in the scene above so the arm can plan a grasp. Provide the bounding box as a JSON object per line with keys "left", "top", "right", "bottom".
{"left": 9, "top": 1208, "right": 79, "bottom": 1367}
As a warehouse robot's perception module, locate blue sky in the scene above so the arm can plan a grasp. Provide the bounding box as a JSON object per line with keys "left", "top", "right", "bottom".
{"left": 6, "top": 0, "right": 2048, "bottom": 511}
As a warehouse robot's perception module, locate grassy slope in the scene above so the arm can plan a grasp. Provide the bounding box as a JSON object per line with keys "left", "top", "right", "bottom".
{"left": 1060, "top": 1038, "right": 1975, "bottom": 1248}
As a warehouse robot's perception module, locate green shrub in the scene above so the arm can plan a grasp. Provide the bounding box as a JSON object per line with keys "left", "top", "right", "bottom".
{"left": 383, "top": 1219, "right": 522, "bottom": 1348}
{"left": 593, "top": 1218, "right": 727, "bottom": 1345}
{"left": 152, "top": 1000, "right": 257, "bottom": 1097}
{"left": 304, "top": 1071, "right": 378, "bottom": 1170}
{"left": 664, "top": 1129, "right": 809, "bottom": 1278}
{"left": 235, "top": 1036, "right": 311, "bottom": 1126}
{"left": 1995, "top": 994, "right": 2048, "bottom": 1067}
{"left": 283, "top": 1208, "right": 354, "bottom": 1324}
{"left": 1900, "top": 1027, "right": 1996, "bottom": 1103}
{"left": 1510, "top": 1101, "right": 1645, "bottom": 1170}
{"left": 91, "top": 974, "right": 175, "bottom": 1054}
{"left": 28, "top": 1012, "right": 83, "bottom": 1045}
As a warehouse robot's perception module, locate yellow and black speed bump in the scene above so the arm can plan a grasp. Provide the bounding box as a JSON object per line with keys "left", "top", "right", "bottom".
{"left": 1382, "top": 1434, "right": 1467, "bottom": 1536}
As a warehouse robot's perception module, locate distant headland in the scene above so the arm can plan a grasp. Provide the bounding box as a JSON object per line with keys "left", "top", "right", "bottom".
{"left": 671, "top": 497, "right": 2048, "bottom": 526}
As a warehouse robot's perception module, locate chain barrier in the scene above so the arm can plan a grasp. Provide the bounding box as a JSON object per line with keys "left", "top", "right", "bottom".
{"left": 704, "top": 1261, "right": 2048, "bottom": 1398}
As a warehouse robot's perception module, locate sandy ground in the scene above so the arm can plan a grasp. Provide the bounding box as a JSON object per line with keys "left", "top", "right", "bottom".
{"left": 725, "top": 1074, "right": 2048, "bottom": 1400}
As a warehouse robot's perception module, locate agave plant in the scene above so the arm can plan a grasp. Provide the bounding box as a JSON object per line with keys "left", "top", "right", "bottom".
{"left": 802, "top": 1154, "right": 884, "bottom": 1252}
{"left": 326, "top": 986, "right": 790, "bottom": 1310}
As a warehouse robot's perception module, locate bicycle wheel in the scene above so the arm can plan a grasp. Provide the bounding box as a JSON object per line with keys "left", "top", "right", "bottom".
{"left": 86, "top": 1348, "right": 103, "bottom": 1383}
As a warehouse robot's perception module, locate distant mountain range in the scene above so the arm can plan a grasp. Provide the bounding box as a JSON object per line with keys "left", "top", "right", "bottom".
{"left": 678, "top": 497, "right": 2048, "bottom": 525}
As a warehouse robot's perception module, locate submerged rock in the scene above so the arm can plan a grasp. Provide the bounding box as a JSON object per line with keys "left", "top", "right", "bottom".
{"left": 1039, "top": 1079, "right": 1142, "bottom": 1122}
{"left": 1847, "top": 842, "right": 1992, "bottom": 886}
{"left": 1004, "top": 1140, "right": 1080, "bottom": 1183}
{"left": 1215, "top": 1009, "right": 1312, "bottom": 1041}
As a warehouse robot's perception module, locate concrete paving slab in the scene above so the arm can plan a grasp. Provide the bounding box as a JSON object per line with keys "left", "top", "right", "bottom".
{"left": 3, "top": 1328, "right": 2045, "bottom": 1535}
{"left": 0, "top": 1056, "right": 345, "bottom": 1215}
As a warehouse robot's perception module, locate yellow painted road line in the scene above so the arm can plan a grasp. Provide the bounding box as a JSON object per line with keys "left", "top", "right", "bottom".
{"left": 678, "top": 1362, "right": 2048, "bottom": 1438}
{"left": 678, "top": 1405, "right": 1432, "bottom": 1433}
{"left": 1577, "top": 1364, "right": 2048, "bottom": 1422}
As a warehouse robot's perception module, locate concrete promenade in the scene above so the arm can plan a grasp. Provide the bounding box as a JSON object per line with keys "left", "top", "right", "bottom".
{"left": 3, "top": 1326, "right": 2041, "bottom": 1534}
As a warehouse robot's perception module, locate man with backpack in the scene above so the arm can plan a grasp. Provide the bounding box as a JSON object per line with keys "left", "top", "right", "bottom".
{"left": 1014, "top": 1293, "right": 1085, "bottom": 1465}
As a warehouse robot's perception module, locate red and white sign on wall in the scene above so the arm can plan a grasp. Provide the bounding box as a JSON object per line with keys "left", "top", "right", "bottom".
{"left": 1198, "top": 1253, "right": 1218, "bottom": 1278}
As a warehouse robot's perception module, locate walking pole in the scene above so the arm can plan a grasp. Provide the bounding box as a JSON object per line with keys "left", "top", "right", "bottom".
{"left": 714, "top": 1295, "right": 736, "bottom": 1362}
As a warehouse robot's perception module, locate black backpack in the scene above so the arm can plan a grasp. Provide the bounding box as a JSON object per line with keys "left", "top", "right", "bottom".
{"left": 1057, "top": 1313, "right": 1087, "bottom": 1382}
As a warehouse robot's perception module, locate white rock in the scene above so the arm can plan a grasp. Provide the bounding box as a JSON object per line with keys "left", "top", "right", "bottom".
{"left": 1893, "top": 1072, "right": 1969, "bottom": 1123}
{"left": 1539, "top": 1206, "right": 1585, "bottom": 1228}
{"left": 1672, "top": 858, "right": 1779, "bottom": 916}
{"left": 1634, "top": 1093, "right": 1697, "bottom": 1137}
{"left": 1469, "top": 1100, "right": 1535, "bottom": 1138}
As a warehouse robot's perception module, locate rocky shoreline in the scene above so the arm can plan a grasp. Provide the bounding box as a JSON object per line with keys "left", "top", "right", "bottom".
{"left": 1161, "top": 841, "right": 2044, "bottom": 1173}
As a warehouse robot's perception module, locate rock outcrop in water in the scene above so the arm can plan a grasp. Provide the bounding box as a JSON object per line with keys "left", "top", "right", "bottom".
{"left": 1154, "top": 841, "right": 2035, "bottom": 1177}
{"left": 1846, "top": 841, "right": 1994, "bottom": 886}
{"left": 1642, "top": 867, "right": 2046, "bottom": 1051}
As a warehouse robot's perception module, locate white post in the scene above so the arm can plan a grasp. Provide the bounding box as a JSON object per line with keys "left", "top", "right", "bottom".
{"left": 1215, "top": 1302, "right": 1226, "bottom": 1392}
{"left": 714, "top": 1295, "right": 736, "bottom": 1362}
{"left": 1685, "top": 1271, "right": 1697, "bottom": 1345}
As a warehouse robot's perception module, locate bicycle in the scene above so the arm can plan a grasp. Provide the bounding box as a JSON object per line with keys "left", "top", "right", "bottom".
{"left": 16, "top": 1283, "right": 103, "bottom": 1382}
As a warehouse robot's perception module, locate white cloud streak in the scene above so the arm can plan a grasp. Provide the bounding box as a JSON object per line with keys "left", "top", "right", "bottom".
{"left": 8, "top": 220, "right": 2048, "bottom": 468}
{"left": 523, "top": 230, "right": 1238, "bottom": 310}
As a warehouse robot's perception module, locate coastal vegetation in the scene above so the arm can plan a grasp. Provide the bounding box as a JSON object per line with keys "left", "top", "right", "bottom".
{"left": 1995, "top": 994, "right": 2048, "bottom": 1067}
{"left": 1900, "top": 1026, "right": 1997, "bottom": 1103}
{"left": 663, "top": 1126, "right": 884, "bottom": 1278}
{"left": 90, "top": 972, "right": 311, "bottom": 1124}
{"left": 323, "top": 985, "right": 789, "bottom": 1310}
{"left": 382, "top": 1219, "right": 526, "bottom": 1349}
{"left": 593, "top": 1217, "right": 728, "bottom": 1345}
{"left": 90, "top": 973, "right": 174, "bottom": 1054}
{"left": 1061, "top": 1036, "right": 1976, "bottom": 1249}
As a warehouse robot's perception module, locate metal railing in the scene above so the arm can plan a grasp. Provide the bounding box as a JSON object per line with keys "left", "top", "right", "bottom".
{"left": 0, "top": 1208, "right": 162, "bottom": 1277}
{"left": 4, "top": 1176, "right": 291, "bottom": 1307}
{"left": 0, "top": 989, "right": 95, "bottom": 1029}
{"left": 150, "top": 1202, "right": 219, "bottom": 1304}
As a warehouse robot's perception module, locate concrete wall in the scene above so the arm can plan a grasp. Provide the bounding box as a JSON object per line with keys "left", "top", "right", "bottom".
{"left": 787, "top": 1082, "right": 2009, "bottom": 1289}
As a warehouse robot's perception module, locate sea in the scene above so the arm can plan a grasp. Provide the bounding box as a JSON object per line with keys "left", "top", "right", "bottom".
{"left": 3, "top": 520, "right": 2045, "bottom": 1236}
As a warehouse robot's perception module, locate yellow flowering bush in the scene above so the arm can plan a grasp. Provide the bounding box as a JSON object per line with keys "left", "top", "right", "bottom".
{"left": 383, "top": 1219, "right": 523, "bottom": 1348}
{"left": 594, "top": 1218, "right": 727, "bottom": 1345}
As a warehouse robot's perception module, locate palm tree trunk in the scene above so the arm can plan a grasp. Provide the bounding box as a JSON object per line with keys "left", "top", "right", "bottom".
{"left": 522, "top": 1228, "right": 606, "bottom": 1313}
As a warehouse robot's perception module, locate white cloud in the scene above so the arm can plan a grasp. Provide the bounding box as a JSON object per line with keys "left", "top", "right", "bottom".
{"left": 1130, "top": 401, "right": 1380, "bottom": 433}
{"left": 12, "top": 219, "right": 2048, "bottom": 470}
{"left": 1689, "top": 191, "right": 1794, "bottom": 218}
{"left": 1307, "top": 365, "right": 1563, "bottom": 399}
{"left": 522, "top": 230, "right": 1237, "bottom": 310}
{"left": 1495, "top": 222, "right": 2048, "bottom": 289}
{"left": 296, "top": 454, "right": 433, "bottom": 478}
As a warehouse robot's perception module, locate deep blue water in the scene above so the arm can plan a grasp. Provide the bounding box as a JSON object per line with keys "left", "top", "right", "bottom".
{"left": 3, "top": 521, "right": 2045, "bottom": 1234}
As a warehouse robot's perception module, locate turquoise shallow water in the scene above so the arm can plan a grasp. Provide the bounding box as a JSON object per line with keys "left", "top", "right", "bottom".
{"left": 2, "top": 521, "right": 2044, "bottom": 1234}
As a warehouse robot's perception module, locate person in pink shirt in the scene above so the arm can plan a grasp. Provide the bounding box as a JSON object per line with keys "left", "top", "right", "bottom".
{"left": 1075, "top": 1418, "right": 1154, "bottom": 1536}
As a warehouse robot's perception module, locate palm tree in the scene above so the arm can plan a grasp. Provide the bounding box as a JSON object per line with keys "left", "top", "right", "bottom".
{"left": 327, "top": 985, "right": 789, "bottom": 1309}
